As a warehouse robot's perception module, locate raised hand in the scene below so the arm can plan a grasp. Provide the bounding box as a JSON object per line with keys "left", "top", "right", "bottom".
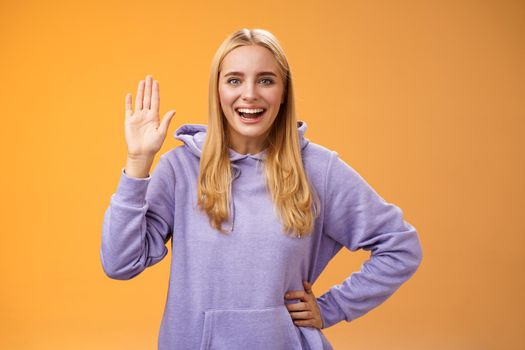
{"left": 125, "top": 74, "right": 176, "bottom": 160}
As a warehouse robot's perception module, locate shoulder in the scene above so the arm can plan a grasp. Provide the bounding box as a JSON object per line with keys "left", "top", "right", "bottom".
{"left": 302, "top": 141, "right": 340, "bottom": 169}
{"left": 159, "top": 145, "right": 198, "bottom": 163}
{"left": 302, "top": 141, "right": 365, "bottom": 189}
{"left": 154, "top": 145, "right": 198, "bottom": 176}
{"left": 301, "top": 141, "right": 340, "bottom": 186}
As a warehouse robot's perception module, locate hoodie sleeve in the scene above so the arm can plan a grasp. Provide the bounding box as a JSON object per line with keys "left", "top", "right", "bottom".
{"left": 316, "top": 151, "right": 423, "bottom": 329}
{"left": 100, "top": 154, "right": 175, "bottom": 280}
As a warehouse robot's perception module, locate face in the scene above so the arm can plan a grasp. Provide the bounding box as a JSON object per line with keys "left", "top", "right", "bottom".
{"left": 218, "top": 45, "right": 285, "bottom": 153}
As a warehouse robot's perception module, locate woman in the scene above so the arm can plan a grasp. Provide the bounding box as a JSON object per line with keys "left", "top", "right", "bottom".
{"left": 100, "top": 28, "right": 423, "bottom": 350}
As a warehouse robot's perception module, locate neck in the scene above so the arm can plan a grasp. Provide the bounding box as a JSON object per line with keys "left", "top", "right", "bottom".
{"left": 228, "top": 141, "right": 268, "bottom": 155}
{"left": 227, "top": 132, "right": 270, "bottom": 155}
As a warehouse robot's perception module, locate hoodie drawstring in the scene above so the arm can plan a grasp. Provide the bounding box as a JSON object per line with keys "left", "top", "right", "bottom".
{"left": 229, "top": 164, "right": 242, "bottom": 232}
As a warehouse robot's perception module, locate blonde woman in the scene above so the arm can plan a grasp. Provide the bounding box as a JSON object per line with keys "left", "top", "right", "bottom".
{"left": 100, "top": 28, "right": 423, "bottom": 350}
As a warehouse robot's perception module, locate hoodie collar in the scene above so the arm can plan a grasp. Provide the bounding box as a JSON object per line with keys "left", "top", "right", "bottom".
{"left": 174, "top": 120, "right": 310, "bottom": 162}
{"left": 174, "top": 120, "right": 308, "bottom": 236}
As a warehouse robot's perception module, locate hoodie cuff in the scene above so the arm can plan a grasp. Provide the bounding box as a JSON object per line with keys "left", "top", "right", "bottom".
{"left": 316, "top": 290, "right": 347, "bottom": 329}
{"left": 113, "top": 167, "right": 151, "bottom": 206}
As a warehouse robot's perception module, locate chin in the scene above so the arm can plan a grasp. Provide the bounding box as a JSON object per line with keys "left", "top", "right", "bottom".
{"left": 230, "top": 115, "right": 272, "bottom": 133}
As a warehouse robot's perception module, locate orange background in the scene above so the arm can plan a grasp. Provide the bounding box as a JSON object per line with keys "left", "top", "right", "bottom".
{"left": 1, "top": 0, "right": 524, "bottom": 349}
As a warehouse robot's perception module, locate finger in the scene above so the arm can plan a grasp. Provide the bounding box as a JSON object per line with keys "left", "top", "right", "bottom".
{"left": 151, "top": 80, "right": 159, "bottom": 113}
{"left": 144, "top": 75, "right": 152, "bottom": 109}
{"left": 158, "top": 110, "right": 176, "bottom": 136}
{"left": 135, "top": 80, "right": 145, "bottom": 112}
{"left": 289, "top": 310, "right": 314, "bottom": 320}
{"left": 293, "top": 319, "right": 314, "bottom": 327}
{"left": 303, "top": 280, "right": 312, "bottom": 293}
{"left": 286, "top": 301, "right": 310, "bottom": 312}
{"left": 285, "top": 291, "right": 309, "bottom": 301}
{"left": 125, "top": 93, "right": 132, "bottom": 117}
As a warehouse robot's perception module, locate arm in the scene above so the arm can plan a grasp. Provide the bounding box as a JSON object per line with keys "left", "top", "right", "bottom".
{"left": 317, "top": 151, "right": 423, "bottom": 328}
{"left": 100, "top": 154, "right": 175, "bottom": 280}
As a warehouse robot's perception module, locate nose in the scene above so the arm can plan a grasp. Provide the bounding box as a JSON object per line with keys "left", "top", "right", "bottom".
{"left": 241, "top": 80, "right": 258, "bottom": 101}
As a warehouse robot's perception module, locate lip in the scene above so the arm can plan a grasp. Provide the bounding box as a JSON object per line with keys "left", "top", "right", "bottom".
{"left": 236, "top": 108, "right": 265, "bottom": 124}
{"left": 235, "top": 106, "right": 266, "bottom": 110}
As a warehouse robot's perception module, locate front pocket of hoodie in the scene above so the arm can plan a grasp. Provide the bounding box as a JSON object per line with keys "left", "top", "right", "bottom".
{"left": 199, "top": 304, "right": 302, "bottom": 350}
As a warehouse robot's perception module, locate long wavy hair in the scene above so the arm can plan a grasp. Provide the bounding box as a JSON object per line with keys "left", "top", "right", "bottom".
{"left": 197, "top": 28, "right": 320, "bottom": 238}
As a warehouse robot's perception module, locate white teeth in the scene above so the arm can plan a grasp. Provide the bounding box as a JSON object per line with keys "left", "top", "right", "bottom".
{"left": 237, "top": 108, "right": 264, "bottom": 114}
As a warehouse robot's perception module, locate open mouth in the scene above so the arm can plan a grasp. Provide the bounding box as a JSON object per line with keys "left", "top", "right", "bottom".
{"left": 235, "top": 108, "right": 266, "bottom": 120}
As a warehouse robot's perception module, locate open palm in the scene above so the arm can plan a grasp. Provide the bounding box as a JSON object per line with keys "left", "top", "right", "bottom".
{"left": 125, "top": 75, "right": 176, "bottom": 159}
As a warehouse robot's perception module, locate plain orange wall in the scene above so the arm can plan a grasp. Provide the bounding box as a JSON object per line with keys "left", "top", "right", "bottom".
{"left": 1, "top": 0, "right": 524, "bottom": 349}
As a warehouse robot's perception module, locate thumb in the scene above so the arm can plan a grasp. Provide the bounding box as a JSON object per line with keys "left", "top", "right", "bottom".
{"left": 303, "top": 280, "right": 312, "bottom": 293}
{"left": 159, "top": 110, "right": 176, "bottom": 135}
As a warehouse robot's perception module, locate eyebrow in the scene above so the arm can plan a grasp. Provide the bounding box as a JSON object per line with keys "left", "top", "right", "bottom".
{"left": 223, "top": 71, "right": 278, "bottom": 77}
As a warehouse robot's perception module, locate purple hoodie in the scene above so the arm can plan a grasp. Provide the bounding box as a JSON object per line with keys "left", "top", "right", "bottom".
{"left": 100, "top": 120, "right": 423, "bottom": 350}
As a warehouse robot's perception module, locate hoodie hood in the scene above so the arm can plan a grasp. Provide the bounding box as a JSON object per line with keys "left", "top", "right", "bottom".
{"left": 174, "top": 120, "right": 310, "bottom": 162}
{"left": 173, "top": 120, "right": 310, "bottom": 233}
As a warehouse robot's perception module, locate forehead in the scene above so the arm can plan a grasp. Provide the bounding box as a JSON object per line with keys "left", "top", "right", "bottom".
{"left": 220, "top": 45, "right": 280, "bottom": 76}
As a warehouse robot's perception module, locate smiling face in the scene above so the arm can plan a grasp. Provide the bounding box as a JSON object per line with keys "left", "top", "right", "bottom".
{"left": 218, "top": 44, "right": 285, "bottom": 154}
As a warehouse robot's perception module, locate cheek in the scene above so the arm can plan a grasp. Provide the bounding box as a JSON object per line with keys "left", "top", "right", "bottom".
{"left": 218, "top": 92, "right": 235, "bottom": 122}
{"left": 219, "top": 87, "right": 236, "bottom": 105}
{"left": 264, "top": 88, "right": 284, "bottom": 107}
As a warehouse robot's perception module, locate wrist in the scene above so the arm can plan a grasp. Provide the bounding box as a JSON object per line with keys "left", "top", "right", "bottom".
{"left": 127, "top": 152, "right": 155, "bottom": 162}
{"left": 125, "top": 155, "right": 154, "bottom": 178}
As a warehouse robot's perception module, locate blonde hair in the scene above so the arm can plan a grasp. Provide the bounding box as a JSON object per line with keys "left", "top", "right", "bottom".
{"left": 197, "top": 28, "right": 320, "bottom": 237}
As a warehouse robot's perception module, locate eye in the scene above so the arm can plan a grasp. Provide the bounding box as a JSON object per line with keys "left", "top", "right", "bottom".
{"left": 227, "top": 78, "right": 240, "bottom": 85}
{"left": 260, "top": 78, "right": 274, "bottom": 85}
